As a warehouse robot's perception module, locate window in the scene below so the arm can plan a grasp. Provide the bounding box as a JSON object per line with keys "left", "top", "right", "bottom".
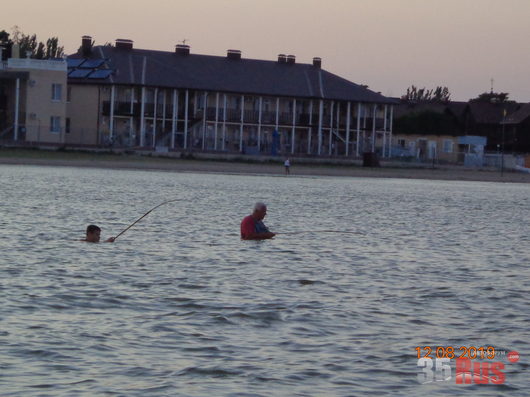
{"left": 52, "top": 84, "right": 62, "bottom": 101}
{"left": 443, "top": 139, "right": 454, "bottom": 153}
{"left": 397, "top": 139, "right": 406, "bottom": 148}
{"left": 50, "top": 116, "right": 61, "bottom": 133}
{"left": 66, "top": 86, "right": 71, "bottom": 102}
{"left": 65, "top": 118, "right": 71, "bottom": 134}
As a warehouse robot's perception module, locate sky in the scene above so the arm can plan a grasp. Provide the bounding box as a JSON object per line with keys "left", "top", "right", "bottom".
{"left": 2, "top": 0, "right": 530, "bottom": 102}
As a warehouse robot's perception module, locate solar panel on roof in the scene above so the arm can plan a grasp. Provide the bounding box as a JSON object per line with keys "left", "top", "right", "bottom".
{"left": 79, "top": 59, "right": 105, "bottom": 69}
{"left": 68, "top": 69, "right": 92, "bottom": 78}
{"left": 88, "top": 69, "right": 113, "bottom": 79}
{"left": 67, "top": 58, "right": 85, "bottom": 68}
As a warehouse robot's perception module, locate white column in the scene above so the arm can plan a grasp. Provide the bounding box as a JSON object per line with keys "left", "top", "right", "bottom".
{"left": 222, "top": 94, "right": 227, "bottom": 151}
{"left": 308, "top": 100, "right": 313, "bottom": 155}
{"left": 382, "top": 132, "right": 386, "bottom": 158}
{"left": 372, "top": 104, "right": 376, "bottom": 152}
{"left": 239, "top": 95, "right": 244, "bottom": 152}
{"left": 130, "top": 88, "right": 135, "bottom": 146}
{"left": 184, "top": 89, "right": 189, "bottom": 149}
{"left": 140, "top": 87, "right": 146, "bottom": 147}
{"left": 275, "top": 97, "right": 280, "bottom": 155}
{"left": 214, "top": 92, "right": 219, "bottom": 150}
{"left": 162, "top": 90, "right": 167, "bottom": 138}
{"left": 202, "top": 91, "right": 207, "bottom": 150}
{"left": 257, "top": 96, "right": 262, "bottom": 153}
{"left": 291, "top": 99, "right": 296, "bottom": 154}
{"left": 329, "top": 101, "right": 334, "bottom": 155}
{"left": 109, "top": 85, "right": 115, "bottom": 140}
{"left": 356, "top": 103, "right": 361, "bottom": 157}
{"left": 389, "top": 105, "right": 394, "bottom": 158}
{"left": 346, "top": 102, "right": 351, "bottom": 156}
{"left": 153, "top": 88, "right": 158, "bottom": 148}
{"left": 336, "top": 102, "right": 340, "bottom": 156}
{"left": 382, "top": 104, "right": 388, "bottom": 158}
{"left": 14, "top": 78, "right": 20, "bottom": 141}
{"left": 171, "top": 89, "right": 178, "bottom": 149}
{"left": 317, "top": 99, "right": 323, "bottom": 155}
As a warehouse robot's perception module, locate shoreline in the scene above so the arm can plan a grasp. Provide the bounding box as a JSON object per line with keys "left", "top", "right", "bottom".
{"left": 1, "top": 149, "right": 529, "bottom": 183}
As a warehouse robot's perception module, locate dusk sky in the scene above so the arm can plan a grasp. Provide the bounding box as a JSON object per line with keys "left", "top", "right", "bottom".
{"left": 3, "top": 0, "right": 530, "bottom": 102}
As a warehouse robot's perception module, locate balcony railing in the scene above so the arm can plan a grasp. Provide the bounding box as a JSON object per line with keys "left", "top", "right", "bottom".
{"left": 103, "top": 101, "right": 198, "bottom": 119}
{"left": 101, "top": 103, "right": 389, "bottom": 131}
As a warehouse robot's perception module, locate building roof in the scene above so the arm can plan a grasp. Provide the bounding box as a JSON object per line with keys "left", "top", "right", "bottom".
{"left": 502, "top": 103, "right": 530, "bottom": 125}
{"left": 68, "top": 45, "right": 395, "bottom": 104}
{"left": 467, "top": 101, "right": 519, "bottom": 124}
{"left": 392, "top": 100, "right": 449, "bottom": 118}
{"left": 445, "top": 101, "right": 468, "bottom": 118}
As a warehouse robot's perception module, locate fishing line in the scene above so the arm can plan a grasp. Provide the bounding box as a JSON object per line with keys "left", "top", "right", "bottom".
{"left": 114, "top": 198, "right": 180, "bottom": 240}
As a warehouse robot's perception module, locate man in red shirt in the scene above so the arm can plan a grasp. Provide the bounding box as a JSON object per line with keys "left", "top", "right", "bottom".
{"left": 240, "top": 202, "right": 276, "bottom": 240}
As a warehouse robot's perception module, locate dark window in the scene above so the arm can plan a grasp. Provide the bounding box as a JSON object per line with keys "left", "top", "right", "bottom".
{"left": 52, "top": 84, "right": 62, "bottom": 101}
{"left": 50, "top": 116, "right": 61, "bottom": 133}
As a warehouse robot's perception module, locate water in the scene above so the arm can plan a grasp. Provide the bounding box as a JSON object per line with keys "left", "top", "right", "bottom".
{"left": 1, "top": 164, "right": 529, "bottom": 396}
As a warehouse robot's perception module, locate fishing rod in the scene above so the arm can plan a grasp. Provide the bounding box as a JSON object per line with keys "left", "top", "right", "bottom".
{"left": 278, "top": 230, "right": 361, "bottom": 235}
{"left": 114, "top": 198, "right": 180, "bottom": 240}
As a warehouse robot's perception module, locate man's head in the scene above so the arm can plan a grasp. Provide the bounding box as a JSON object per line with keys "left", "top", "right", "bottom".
{"left": 252, "top": 202, "right": 268, "bottom": 221}
{"left": 86, "top": 224, "right": 101, "bottom": 243}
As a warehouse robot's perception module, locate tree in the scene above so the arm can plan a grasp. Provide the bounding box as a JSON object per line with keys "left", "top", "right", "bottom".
{"left": 7, "top": 25, "right": 64, "bottom": 59}
{"left": 0, "top": 29, "right": 10, "bottom": 43}
{"left": 470, "top": 92, "right": 510, "bottom": 103}
{"left": 0, "top": 29, "right": 13, "bottom": 60}
{"left": 402, "top": 85, "right": 451, "bottom": 103}
{"left": 394, "top": 110, "right": 459, "bottom": 136}
{"left": 18, "top": 33, "right": 38, "bottom": 57}
{"left": 45, "top": 37, "right": 63, "bottom": 58}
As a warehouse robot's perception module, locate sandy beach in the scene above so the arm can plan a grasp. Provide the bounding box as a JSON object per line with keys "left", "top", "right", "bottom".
{"left": 1, "top": 148, "right": 529, "bottom": 183}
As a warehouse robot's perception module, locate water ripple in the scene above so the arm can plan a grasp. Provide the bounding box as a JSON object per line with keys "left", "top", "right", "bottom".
{"left": 1, "top": 166, "right": 529, "bottom": 396}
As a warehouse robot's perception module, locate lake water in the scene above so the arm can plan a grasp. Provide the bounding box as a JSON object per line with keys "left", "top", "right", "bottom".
{"left": 1, "top": 164, "right": 529, "bottom": 396}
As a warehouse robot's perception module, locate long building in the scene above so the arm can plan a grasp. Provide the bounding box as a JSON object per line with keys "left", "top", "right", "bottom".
{"left": 65, "top": 36, "right": 395, "bottom": 157}
{"left": 1, "top": 37, "right": 395, "bottom": 157}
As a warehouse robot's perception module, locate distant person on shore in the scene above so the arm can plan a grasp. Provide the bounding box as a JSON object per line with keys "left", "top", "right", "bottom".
{"left": 240, "top": 202, "right": 276, "bottom": 240}
{"left": 284, "top": 158, "right": 291, "bottom": 174}
{"left": 81, "top": 225, "right": 115, "bottom": 243}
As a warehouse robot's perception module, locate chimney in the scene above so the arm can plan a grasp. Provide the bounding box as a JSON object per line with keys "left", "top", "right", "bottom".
{"left": 115, "top": 39, "right": 133, "bottom": 50}
{"left": 81, "top": 35, "right": 92, "bottom": 57}
{"left": 277, "top": 54, "right": 287, "bottom": 64}
{"left": 312, "top": 57, "right": 321, "bottom": 68}
{"left": 227, "top": 49, "right": 241, "bottom": 60}
{"left": 286, "top": 54, "right": 296, "bottom": 64}
{"left": 175, "top": 44, "right": 190, "bottom": 55}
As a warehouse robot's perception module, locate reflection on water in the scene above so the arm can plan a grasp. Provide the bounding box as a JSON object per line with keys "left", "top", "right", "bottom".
{"left": 1, "top": 165, "right": 529, "bottom": 396}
